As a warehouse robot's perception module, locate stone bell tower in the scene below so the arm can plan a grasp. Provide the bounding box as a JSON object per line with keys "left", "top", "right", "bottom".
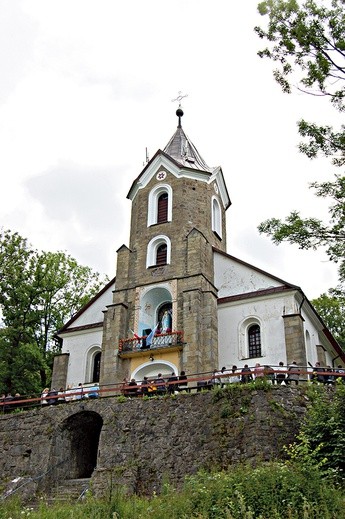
{"left": 100, "top": 106, "right": 231, "bottom": 387}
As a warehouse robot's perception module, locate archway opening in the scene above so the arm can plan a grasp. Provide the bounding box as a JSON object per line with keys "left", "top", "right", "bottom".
{"left": 53, "top": 411, "right": 103, "bottom": 480}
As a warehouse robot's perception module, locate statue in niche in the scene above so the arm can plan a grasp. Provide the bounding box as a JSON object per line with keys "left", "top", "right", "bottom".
{"left": 161, "top": 309, "right": 172, "bottom": 333}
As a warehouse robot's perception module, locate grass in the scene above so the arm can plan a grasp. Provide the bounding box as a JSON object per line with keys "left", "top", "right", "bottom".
{"left": 0, "top": 462, "right": 344, "bottom": 519}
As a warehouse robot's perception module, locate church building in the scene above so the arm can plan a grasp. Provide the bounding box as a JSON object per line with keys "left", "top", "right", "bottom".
{"left": 51, "top": 107, "right": 345, "bottom": 391}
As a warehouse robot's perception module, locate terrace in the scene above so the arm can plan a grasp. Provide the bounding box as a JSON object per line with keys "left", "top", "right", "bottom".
{"left": 118, "top": 331, "right": 184, "bottom": 358}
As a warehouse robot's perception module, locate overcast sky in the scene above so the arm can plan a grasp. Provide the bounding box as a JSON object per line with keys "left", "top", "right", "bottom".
{"left": 0, "top": 0, "right": 340, "bottom": 299}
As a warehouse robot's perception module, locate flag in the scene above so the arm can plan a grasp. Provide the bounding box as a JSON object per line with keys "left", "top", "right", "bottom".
{"left": 146, "top": 323, "right": 159, "bottom": 347}
{"left": 129, "top": 328, "right": 140, "bottom": 339}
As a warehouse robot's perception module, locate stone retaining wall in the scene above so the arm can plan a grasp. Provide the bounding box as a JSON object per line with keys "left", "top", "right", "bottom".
{"left": 0, "top": 386, "right": 308, "bottom": 499}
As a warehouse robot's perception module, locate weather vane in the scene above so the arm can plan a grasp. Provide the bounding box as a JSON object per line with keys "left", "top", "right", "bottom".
{"left": 172, "top": 91, "right": 188, "bottom": 107}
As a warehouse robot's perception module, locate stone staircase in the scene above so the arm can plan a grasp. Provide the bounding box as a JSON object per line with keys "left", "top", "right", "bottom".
{"left": 29, "top": 478, "right": 90, "bottom": 509}
{"left": 49, "top": 478, "right": 90, "bottom": 503}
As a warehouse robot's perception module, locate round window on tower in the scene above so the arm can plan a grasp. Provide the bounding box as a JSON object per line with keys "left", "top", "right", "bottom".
{"left": 156, "top": 170, "right": 167, "bottom": 181}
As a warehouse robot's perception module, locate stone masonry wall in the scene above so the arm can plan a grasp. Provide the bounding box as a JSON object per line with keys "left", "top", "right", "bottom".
{"left": 0, "top": 387, "right": 308, "bottom": 499}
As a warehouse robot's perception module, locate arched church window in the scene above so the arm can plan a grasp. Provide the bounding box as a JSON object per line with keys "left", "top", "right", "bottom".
{"left": 92, "top": 352, "right": 101, "bottom": 382}
{"left": 248, "top": 324, "right": 261, "bottom": 358}
{"left": 211, "top": 196, "right": 222, "bottom": 239}
{"left": 86, "top": 346, "right": 102, "bottom": 384}
{"left": 146, "top": 235, "right": 171, "bottom": 268}
{"left": 157, "top": 193, "right": 168, "bottom": 223}
{"left": 156, "top": 243, "right": 167, "bottom": 265}
{"left": 147, "top": 184, "right": 173, "bottom": 226}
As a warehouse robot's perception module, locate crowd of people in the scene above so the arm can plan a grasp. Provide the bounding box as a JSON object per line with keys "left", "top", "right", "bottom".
{"left": 1, "top": 362, "right": 344, "bottom": 412}
{"left": 207, "top": 362, "right": 345, "bottom": 387}
{"left": 0, "top": 392, "right": 23, "bottom": 412}
{"left": 120, "top": 362, "right": 345, "bottom": 397}
{"left": 121, "top": 371, "right": 188, "bottom": 397}
{"left": 40, "top": 382, "right": 100, "bottom": 406}
{"left": 175, "top": 361, "right": 345, "bottom": 391}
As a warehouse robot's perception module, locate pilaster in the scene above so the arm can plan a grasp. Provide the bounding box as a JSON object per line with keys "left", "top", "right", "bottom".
{"left": 283, "top": 313, "right": 307, "bottom": 366}
{"left": 51, "top": 353, "right": 69, "bottom": 390}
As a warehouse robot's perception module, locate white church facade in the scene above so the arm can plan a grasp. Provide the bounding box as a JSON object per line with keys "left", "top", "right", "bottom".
{"left": 52, "top": 108, "right": 345, "bottom": 391}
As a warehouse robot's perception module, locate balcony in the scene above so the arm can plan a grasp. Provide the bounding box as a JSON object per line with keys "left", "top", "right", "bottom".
{"left": 118, "top": 331, "right": 184, "bottom": 358}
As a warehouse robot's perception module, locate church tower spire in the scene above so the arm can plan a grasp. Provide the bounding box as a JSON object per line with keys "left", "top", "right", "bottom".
{"left": 163, "top": 108, "right": 212, "bottom": 172}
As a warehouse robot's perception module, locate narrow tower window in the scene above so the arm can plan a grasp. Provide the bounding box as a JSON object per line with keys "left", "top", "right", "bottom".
{"left": 211, "top": 197, "right": 222, "bottom": 239}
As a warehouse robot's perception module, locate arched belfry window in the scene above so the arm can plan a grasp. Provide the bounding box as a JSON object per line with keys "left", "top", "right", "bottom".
{"left": 248, "top": 324, "right": 261, "bottom": 358}
{"left": 157, "top": 193, "right": 168, "bottom": 223}
{"left": 156, "top": 243, "right": 167, "bottom": 265}
{"left": 146, "top": 235, "right": 171, "bottom": 268}
{"left": 148, "top": 184, "right": 173, "bottom": 226}
{"left": 211, "top": 196, "right": 222, "bottom": 239}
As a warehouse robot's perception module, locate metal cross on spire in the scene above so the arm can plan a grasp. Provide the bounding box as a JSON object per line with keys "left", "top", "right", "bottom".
{"left": 171, "top": 91, "right": 188, "bottom": 107}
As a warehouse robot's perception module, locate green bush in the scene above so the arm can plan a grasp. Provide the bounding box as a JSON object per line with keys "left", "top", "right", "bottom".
{"left": 289, "top": 384, "right": 345, "bottom": 482}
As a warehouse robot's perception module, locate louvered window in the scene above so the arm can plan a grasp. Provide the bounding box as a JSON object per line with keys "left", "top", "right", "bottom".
{"left": 248, "top": 324, "right": 261, "bottom": 358}
{"left": 156, "top": 243, "right": 167, "bottom": 265}
{"left": 157, "top": 193, "right": 168, "bottom": 223}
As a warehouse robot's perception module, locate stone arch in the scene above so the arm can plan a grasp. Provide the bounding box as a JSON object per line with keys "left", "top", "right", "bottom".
{"left": 50, "top": 411, "right": 103, "bottom": 480}
{"left": 132, "top": 359, "right": 178, "bottom": 381}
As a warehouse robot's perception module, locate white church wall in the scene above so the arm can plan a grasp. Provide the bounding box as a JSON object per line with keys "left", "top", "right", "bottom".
{"left": 218, "top": 293, "right": 295, "bottom": 370}
{"left": 214, "top": 252, "right": 286, "bottom": 298}
{"left": 68, "top": 283, "right": 114, "bottom": 328}
{"left": 61, "top": 328, "right": 102, "bottom": 388}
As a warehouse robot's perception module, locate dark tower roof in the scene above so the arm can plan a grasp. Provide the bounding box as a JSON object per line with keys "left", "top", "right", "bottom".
{"left": 163, "top": 107, "right": 213, "bottom": 173}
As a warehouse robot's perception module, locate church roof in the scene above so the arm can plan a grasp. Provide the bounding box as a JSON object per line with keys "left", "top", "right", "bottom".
{"left": 163, "top": 124, "right": 213, "bottom": 173}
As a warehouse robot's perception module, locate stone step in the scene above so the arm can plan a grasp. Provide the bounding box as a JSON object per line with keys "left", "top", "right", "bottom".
{"left": 29, "top": 478, "right": 91, "bottom": 508}
{"left": 50, "top": 478, "right": 90, "bottom": 501}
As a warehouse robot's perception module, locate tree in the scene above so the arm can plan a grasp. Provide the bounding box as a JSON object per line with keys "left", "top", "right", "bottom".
{"left": 288, "top": 384, "right": 345, "bottom": 482}
{"left": 0, "top": 229, "right": 108, "bottom": 395}
{"left": 312, "top": 289, "right": 345, "bottom": 349}
{"left": 255, "top": 0, "right": 345, "bottom": 283}
{"left": 255, "top": 0, "right": 345, "bottom": 117}
{"left": 258, "top": 175, "right": 345, "bottom": 279}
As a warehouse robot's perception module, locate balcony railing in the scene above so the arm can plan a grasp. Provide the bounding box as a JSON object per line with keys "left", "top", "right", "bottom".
{"left": 118, "top": 331, "right": 184, "bottom": 354}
